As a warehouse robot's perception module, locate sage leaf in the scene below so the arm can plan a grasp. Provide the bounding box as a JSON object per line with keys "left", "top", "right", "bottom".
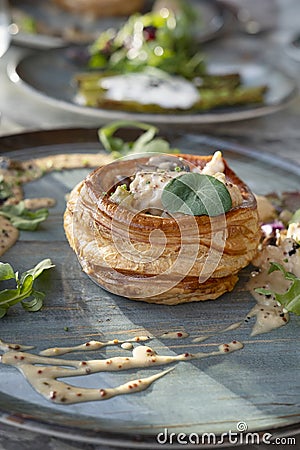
{"left": 161, "top": 173, "right": 232, "bottom": 216}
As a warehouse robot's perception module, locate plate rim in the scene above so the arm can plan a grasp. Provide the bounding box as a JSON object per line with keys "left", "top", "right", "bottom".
{"left": 0, "top": 127, "right": 299, "bottom": 448}
{"left": 0, "top": 408, "right": 299, "bottom": 450}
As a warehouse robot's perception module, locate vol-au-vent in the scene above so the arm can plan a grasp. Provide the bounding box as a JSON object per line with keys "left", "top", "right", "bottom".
{"left": 64, "top": 152, "right": 261, "bottom": 304}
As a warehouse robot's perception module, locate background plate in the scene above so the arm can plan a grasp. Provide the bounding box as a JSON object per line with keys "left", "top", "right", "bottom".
{"left": 9, "top": 0, "right": 228, "bottom": 48}
{"left": 10, "top": 48, "right": 297, "bottom": 125}
{"left": 0, "top": 128, "right": 299, "bottom": 448}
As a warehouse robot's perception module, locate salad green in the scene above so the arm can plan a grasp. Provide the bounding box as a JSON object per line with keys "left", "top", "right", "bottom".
{"left": 98, "top": 120, "right": 178, "bottom": 159}
{"left": 0, "top": 201, "right": 49, "bottom": 231}
{"left": 88, "top": 1, "right": 204, "bottom": 79}
{"left": 0, "top": 259, "right": 55, "bottom": 318}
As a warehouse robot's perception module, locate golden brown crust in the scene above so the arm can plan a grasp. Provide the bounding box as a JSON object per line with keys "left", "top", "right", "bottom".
{"left": 64, "top": 153, "right": 260, "bottom": 304}
{"left": 53, "top": 0, "right": 144, "bottom": 17}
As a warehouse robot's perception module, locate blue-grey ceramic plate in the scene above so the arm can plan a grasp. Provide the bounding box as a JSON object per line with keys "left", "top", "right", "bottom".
{"left": 0, "top": 129, "right": 299, "bottom": 448}
{"left": 9, "top": 0, "right": 228, "bottom": 49}
{"left": 9, "top": 48, "right": 297, "bottom": 125}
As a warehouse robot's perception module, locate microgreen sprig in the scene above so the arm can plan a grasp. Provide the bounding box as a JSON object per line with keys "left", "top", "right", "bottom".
{"left": 0, "top": 259, "right": 55, "bottom": 318}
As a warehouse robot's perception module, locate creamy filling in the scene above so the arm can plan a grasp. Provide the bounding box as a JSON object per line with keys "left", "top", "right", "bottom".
{"left": 110, "top": 151, "right": 243, "bottom": 215}
{"left": 128, "top": 169, "right": 186, "bottom": 214}
{"left": 100, "top": 73, "right": 201, "bottom": 109}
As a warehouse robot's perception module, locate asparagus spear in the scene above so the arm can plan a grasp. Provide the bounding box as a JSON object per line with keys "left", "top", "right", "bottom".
{"left": 76, "top": 81, "right": 267, "bottom": 113}
{"left": 75, "top": 71, "right": 241, "bottom": 91}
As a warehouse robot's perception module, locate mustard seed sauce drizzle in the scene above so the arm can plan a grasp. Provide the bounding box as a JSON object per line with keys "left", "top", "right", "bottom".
{"left": 246, "top": 270, "right": 290, "bottom": 336}
{"left": 192, "top": 287, "right": 290, "bottom": 343}
{"left": 159, "top": 331, "right": 189, "bottom": 339}
{"left": 40, "top": 335, "right": 151, "bottom": 356}
{"left": 0, "top": 338, "right": 243, "bottom": 405}
{"left": 23, "top": 197, "right": 56, "bottom": 210}
{"left": 0, "top": 339, "right": 34, "bottom": 352}
{"left": 192, "top": 321, "right": 243, "bottom": 343}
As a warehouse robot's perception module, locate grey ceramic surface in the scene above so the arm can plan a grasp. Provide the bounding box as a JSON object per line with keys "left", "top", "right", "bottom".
{"left": 9, "top": 0, "right": 227, "bottom": 48}
{"left": 9, "top": 48, "right": 297, "bottom": 125}
{"left": 0, "top": 129, "right": 299, "bottom": 448}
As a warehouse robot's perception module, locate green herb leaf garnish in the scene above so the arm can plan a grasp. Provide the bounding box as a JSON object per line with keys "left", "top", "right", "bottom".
{"left": 98, "top": 120, "right": 177, "bottom": 159}
{"left": 0, "top": 263, "right": 15, "bottom": 281}
{"left": 0, "top": 259, "right": 55, "bottom": 318}
{"left": 0, "top": 201, "right": 49, "bottom": 231}
{"left": 255, "top": 262, "right": 300, "bottom": 315}
{"left": 161, "top": 173, "right": 232, "bottom": 216}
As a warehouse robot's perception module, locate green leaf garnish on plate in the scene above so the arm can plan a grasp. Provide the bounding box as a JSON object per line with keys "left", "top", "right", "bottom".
{"left": 0, "top": 259, "right": 55, "bottom": 318}
{"left": 98, "top": 120, "right": 178, "bottom": 159}
{"left": 161, "top": 173, "right": 232, "bottom": 216}
{"left": 255, "top": 262, "right": 300, "bottom": 315}
{"left": 0, "top": 201, "right": 49, "bottom": 231}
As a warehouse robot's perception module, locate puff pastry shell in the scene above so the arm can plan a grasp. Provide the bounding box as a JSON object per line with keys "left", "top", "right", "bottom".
{"left": 64, "top": 154, "right": 260, "bottom": 304}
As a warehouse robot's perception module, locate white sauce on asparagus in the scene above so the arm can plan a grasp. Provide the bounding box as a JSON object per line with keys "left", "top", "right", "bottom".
{"left": 100, "top": 73, "right": 200, "bottom": 109}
